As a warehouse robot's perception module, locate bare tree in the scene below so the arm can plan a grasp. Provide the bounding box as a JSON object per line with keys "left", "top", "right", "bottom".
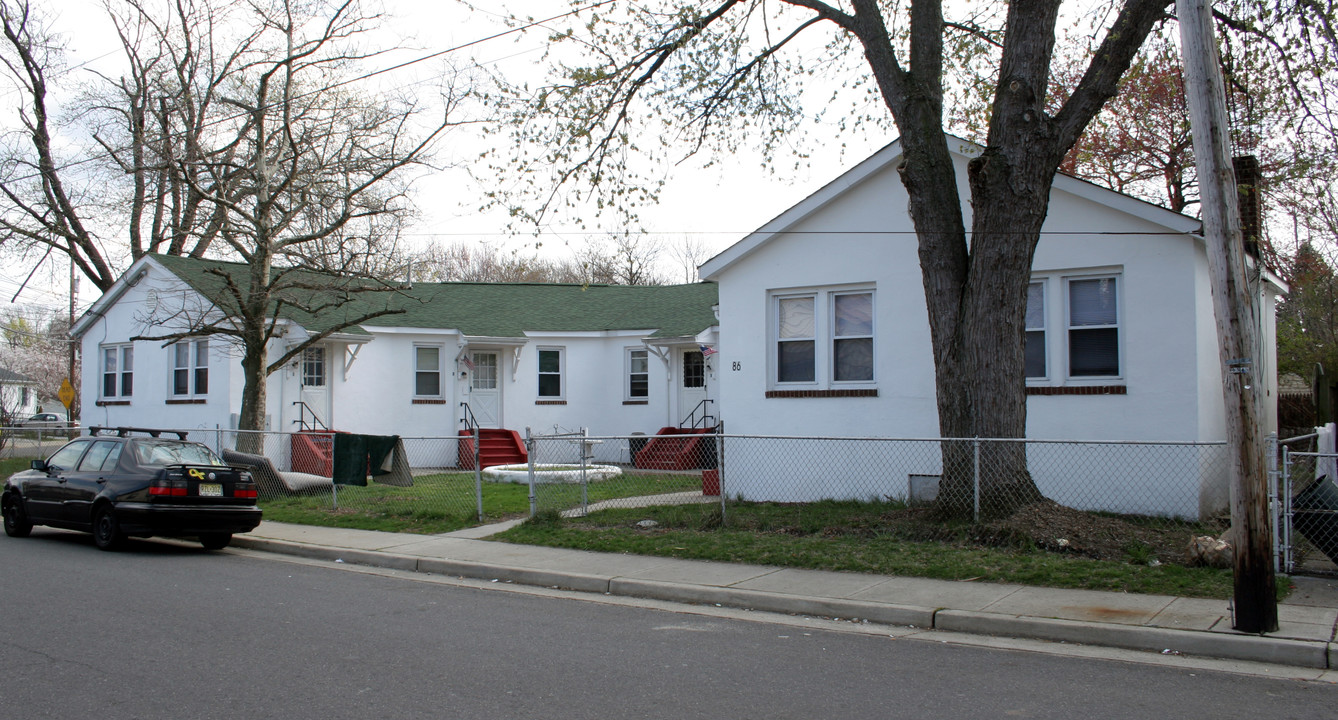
{"left": 669, "top": 234, "right": 713, "bottom": 283}
{"left": 72, "top": 0, "right": 462, "bottom": 442}
{"left": 574, "top": 233, "right": 665, "bottom": 286}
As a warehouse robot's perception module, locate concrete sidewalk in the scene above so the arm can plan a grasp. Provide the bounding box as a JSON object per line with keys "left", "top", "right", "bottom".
{"left": 231, "top": 520, "right": 1338, "bottom": 671}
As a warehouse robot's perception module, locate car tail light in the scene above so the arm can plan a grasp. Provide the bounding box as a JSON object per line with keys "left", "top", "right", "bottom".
{"left": 150, "top": 474, "right": 188, "bottom": 497}
{"left": 234, "top": 472, "right": 258, "bottom": 499}
{"left": 149, "top": 476, "right": 187, "bottom": 492}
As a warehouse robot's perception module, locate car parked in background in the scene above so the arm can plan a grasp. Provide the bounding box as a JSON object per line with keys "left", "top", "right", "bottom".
{"left": 11, "top": 413, "right": 72, "bottom": 428}
{"left": 2, "top": 427, "right": 261, "bottom": 550}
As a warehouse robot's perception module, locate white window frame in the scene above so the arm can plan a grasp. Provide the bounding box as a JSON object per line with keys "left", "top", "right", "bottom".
{"left": 774, "top": 292, "right": 817, "bottom": 386}
{"left": 169, "top": 339, "right": 210, "bottom": 399}
{"left": 1025, "top": 282, "right": 1048, "bottom": 381}
{"left": 301, "top": 346, "right": 326, "bottom": 388}
{"left": 413, "top": 344, "right": 444, "bottom": 399}
{"left": 537, "top": 347, "right": 565, "bottom": 399}
{"left": 625, "top": 347, "right": 649, "bottom": 400}
{"left": 1065, "top": 274, "right": 1122, "bottom": 379}
{"left": 101, "top": 343, "right": 134, "bottom": 400}
{"left": 831, "top": 290, "right": 875, "bottom": 384}
{"left": 769, "top": 286, "right": 876, "bottom": 390}
{"left": 1027, "top": 272, "right": 1123, "bottom": 386}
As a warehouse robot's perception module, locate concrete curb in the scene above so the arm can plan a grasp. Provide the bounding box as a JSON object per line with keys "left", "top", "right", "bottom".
{"left": 935, "top": 610, "right": 1330, "bottom": 668}
{"left": 231, "top": 535, "right": 1334, "bottom": 669}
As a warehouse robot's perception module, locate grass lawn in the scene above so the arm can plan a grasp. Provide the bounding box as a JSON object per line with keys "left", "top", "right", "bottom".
{"left": 257, "top": 470, "right": 703, "bottom": 534}
{"left": 495, "top": 501, "right": 1244, "bottom": 599}
{"left": 2, "top": 452, "right": 1271, "bottom": 601}
{"left": 0, "top": 456, "right": 31, "bottom": 477}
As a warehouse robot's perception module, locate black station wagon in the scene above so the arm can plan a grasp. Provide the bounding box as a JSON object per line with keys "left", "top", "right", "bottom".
{"left": 2, "top": 427, "right": 262, "bottom": 550}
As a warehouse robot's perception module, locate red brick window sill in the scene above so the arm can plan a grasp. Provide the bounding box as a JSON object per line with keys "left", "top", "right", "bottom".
{"left": 535, "top": 400, "right": 567, "bottom": 405}
{"left": 97, "top": 400, "right": 131, "bottom": 407}
{"left": 765, "top": 389, "right": 879, "bottom": 399}
{"left": 412, "top": 398, "right": 447, "bottom": 405}
{"left": 1026, "top": 385, "right": 1126, "bottom": 396}
{"left": 166, "top": 398, "right": 206, "bottom": 405}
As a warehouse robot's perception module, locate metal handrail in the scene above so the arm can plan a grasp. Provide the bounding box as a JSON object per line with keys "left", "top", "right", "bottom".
{"left": 291, "top": 401, "right": 328, "bottom": 432}
{"left": 460, "top": 402, "right": 478, "bottom": 433}
{"left": 679, "top": 398, "right": 716, "bottom": 430}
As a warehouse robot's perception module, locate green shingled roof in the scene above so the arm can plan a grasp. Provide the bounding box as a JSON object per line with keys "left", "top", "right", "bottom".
{"left": 148, "top": 253, "right": 717, "bottom": 339}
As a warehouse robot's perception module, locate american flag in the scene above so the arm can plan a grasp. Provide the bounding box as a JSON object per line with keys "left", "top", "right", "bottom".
{"left": 700, "top": 344, "right": 718, "bottom": 358}
{"left": 461, "top": 354, "right": 476, "bottom": 372}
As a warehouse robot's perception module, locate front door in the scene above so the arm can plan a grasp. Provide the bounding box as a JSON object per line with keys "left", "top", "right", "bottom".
{"left": 468, "top": 351, "right": 501, "bottom": 428}
{"left": 678, "top": 349, "right": 708, "bottom": 426}
{"left": 299, "top": 346, "right": 331, "bottom": 429}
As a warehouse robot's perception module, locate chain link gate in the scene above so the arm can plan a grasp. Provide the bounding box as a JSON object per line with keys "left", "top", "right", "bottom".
{"left": 1278, "top": 441, "right": 1338, "bottom": 577}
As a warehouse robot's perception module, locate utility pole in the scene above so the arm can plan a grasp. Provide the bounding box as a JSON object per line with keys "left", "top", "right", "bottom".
{"left": 1177, "top": 0, "right": 1277, "bottom": 633}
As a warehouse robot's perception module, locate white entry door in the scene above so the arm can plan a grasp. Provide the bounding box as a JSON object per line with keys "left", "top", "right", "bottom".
{"left": 468, "top": 351, "right": 501, "bottom": 428}
{"left": 300, "top": 345, "right": 332, "bottom": 429}
{"left": 678, "top": 349, "right": 708, "bottom": 426}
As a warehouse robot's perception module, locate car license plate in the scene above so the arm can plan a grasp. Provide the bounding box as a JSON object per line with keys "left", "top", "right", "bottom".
{"left": 199, "top": 483, "right": 223, "bottom": 497}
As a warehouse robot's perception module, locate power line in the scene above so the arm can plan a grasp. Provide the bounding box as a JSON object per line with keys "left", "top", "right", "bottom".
{"left": 0, "top": 1, "right": 613, "bottom": 185}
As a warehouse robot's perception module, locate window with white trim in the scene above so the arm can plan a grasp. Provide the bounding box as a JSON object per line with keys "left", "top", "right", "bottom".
{"left": 414, "top": 345, "right": 442, "bottom": 397}
{"left": 776, "top": 295, "right": 816, "bottom": 383}
{"left": 832, "top": 292, "right": 874, "bottom": 382}
{"left": 771, "top": 287, "right": 876, "bottom": 388}
{"left": 170, "top": 339, "right": 209, "bottom": 398}
{"left": 1067, "top": 276, "right": 1120, "bottom": 377}
{"left": 626, "top": 348, "right": 649, "bottom": 399}
{"left": 101, "top": 344, "right": 134, "bottom": 399}
{"left": 1027, "top": 273, "right": 1122, "bottom": 384}
{"left": 1025, "top": 282, "right": 1047, "bottom": 379}
{"left": 301, "top": 347, "right": 326, "bottom": 387}
{"left": 538, "top": 347, "right": 564, "bottom": 398}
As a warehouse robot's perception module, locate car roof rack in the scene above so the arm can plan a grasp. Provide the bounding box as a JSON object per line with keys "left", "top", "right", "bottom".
{"left": 87, "top": 426, "right": 190, "bottom": 440}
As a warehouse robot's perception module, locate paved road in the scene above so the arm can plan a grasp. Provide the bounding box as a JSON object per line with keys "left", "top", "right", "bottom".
{"left": 1, "top": 530, "right": 1335, "bottom": 719}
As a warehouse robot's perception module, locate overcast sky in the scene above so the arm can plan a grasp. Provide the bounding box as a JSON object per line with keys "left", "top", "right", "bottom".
{"left": 2, "top": 0, "right": 887, "bottom": 312}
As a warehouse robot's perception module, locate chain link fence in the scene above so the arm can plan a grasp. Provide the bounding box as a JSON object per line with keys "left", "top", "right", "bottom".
{"left": 3, "top": 424, "right": 1260, "bottom": 562}
{"left": 1278, "top": 437, "right": 1338, "bottom": 577}
{"left": 525, "top": 431, "right": 1230, "bottom": 525}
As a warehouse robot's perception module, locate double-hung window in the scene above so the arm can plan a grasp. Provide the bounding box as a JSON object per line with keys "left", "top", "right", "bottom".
{"left": 538, "top": 348, "right": 564, "bottom": 399}
{"left": 1027, "top": 273, "right": 1122, "bottom": 384}
{"left": 101, "top": 344, "right": 134, "bottom": 399}
{"left": 171, "top": 339, "right": 209, "bottom": 398}
{"left": 776, "top": 295, "right": 817, "bottom": 383}
{"left": 832, "top": 292, "right": 874, "bottom": 382}
{"left": 772, "top": 287, "right": 875, "bottom": 388}
{"left": 626, "top": 348, "right": 649, "bottom": 399}
{"left": 1025, "top": 282, "right": 1047, "bottom": 379}
{"left": 414, "top": 345, "right": 442, "bottom": 398}
{"left": 1067, "top": 276, "right": 1120, "bottom": 377}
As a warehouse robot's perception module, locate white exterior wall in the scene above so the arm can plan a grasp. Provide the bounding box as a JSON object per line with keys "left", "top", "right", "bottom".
{"left": 76, "top": 262, "right": 717, "bottom": 469}
{"left": 704, "top": 143, "right": 1276, "bottom": 519}
{"left": 78, "top": 263, "right": 237, "bottom": 434}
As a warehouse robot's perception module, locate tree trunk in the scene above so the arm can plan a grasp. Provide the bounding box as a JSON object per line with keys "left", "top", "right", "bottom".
{"left": 235, "top": 345, "right": 267, "bottom": 454}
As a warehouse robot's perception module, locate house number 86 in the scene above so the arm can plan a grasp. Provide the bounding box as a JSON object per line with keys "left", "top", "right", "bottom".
{"left": 732, "top": 361, "right": 741, "bottom": 371}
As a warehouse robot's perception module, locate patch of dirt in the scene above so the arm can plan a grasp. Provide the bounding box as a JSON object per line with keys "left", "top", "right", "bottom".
{"left": 872, "top": 500, "right": 1229, "bottom": 566}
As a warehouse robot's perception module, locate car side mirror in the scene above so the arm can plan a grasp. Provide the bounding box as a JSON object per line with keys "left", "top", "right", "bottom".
{"left": 30, "top": 459, "right": 48, "bottom": 473}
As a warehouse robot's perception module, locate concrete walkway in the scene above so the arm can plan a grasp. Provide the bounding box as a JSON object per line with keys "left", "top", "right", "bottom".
{"left": 231, "top": 520, "right": 1338, "bottom": 672}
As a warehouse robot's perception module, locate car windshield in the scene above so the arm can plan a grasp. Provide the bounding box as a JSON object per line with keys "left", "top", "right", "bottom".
{"left": 133, "top": 440, "right": 224, "bottom": 467}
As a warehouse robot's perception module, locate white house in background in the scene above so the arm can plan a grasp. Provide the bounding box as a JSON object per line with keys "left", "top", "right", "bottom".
{"left": 0, "top": 367, "right": 41, "bottom": 422}
{"left": 70, "top": 253, "right": 719, "bottom": 468}
{"left": 699, "top": 135, "right": 1285, "bottom": 519}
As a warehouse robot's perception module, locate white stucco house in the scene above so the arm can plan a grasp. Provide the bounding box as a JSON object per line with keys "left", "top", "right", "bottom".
{"left": 70, "top": 253, "right": 720, "bottom": 469}
{"left": 1, "top": 367, "right": 41, "bottom": 423}
{"left": 698, "top": 136, "right": 1285, "bottom": 518}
